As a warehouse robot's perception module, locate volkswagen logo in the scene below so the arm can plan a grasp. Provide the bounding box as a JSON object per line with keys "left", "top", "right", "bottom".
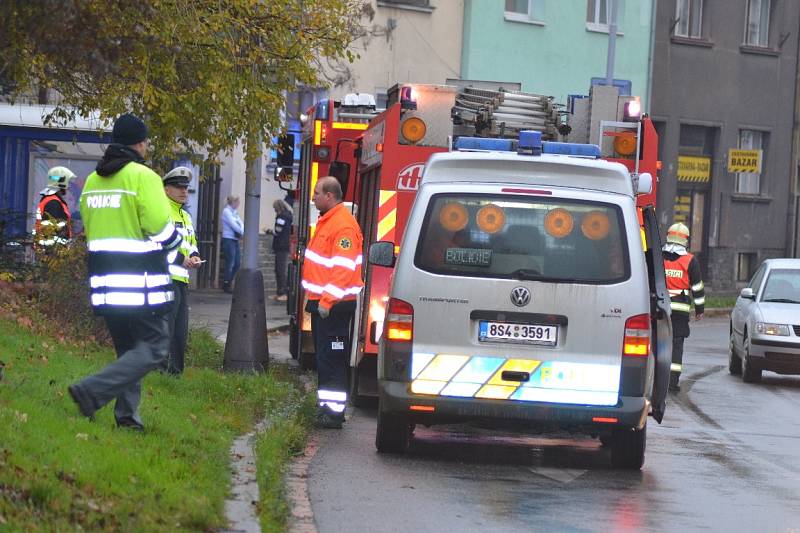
{"left": 510, "top": 286, "right": 531, "bottom": 307}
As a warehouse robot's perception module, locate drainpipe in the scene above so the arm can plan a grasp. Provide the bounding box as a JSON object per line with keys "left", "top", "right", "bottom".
{"left": 789, "top": 18, "right": 800, "bottom": 257}
{"left": 605, "top": 0, "right": 618, "bottom": 86}
{"left": 645, "top": 0, "right": 658, "bottom": 111}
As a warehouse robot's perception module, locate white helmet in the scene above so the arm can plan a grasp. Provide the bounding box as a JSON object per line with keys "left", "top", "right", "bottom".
{"left": 162, "top": 166, "right": 193, "bottom": 186}
{"left": 46, "top": 166, "right": 76, "bottom": 192}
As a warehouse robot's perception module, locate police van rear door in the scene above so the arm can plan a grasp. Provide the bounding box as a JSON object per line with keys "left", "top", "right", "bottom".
{"left": 642, "top": 205, "right": 671, "bottom": 422}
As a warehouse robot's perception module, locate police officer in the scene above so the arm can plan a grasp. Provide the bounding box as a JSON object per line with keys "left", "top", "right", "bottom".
{"left": 68, "top": 113, "right": 183, "bottom": 430}
{"left": 302, "top": 176, "right": 363, "bottom": 428}
{"left": 663, "top": 222, "right": 705, "bottom": 391}
{"left": 34, "top": 166, "right": 76, "bottom": 250}
{"left": 162, "top": 166, "right": 202, "bottom": 374}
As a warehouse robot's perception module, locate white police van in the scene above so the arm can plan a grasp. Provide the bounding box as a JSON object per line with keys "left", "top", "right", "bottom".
{"left": 368, "top": 132, "right": 672, "bottom": 469}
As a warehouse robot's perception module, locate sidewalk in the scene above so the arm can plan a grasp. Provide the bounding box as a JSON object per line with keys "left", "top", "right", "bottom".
{"left": 189, "top": 288, "right": 291, "bottom": 343}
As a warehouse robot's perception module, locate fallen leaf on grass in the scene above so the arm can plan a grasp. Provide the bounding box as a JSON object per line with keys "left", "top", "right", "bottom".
{"left": 189, "top": 414, "right": 197, "bottom": 422}
{"left": 75, "top": 433, "right": 89, "bottom": 440}
{"left": 14, "top": 411, "right": 27, "bottom": 423}
{"left": 0, "top": 514, "right": 6, "bottom": 524}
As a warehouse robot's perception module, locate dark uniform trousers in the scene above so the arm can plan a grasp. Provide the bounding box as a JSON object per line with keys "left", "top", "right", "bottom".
{"left": 75, "top": 313, "right": 169, "bottom": 427}
{"left": 164, "top": 281, "right": 189, "bottom": 374}
{"left": 309, "top": 300, "right": 357, "bottom": 399}
{"left": 671, "top": 312, "right": 691, "bottom": 385}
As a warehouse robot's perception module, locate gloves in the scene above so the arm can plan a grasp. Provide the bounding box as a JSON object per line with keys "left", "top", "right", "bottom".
{"left": 318, "top": 306, "right": 330, "bottom": 319}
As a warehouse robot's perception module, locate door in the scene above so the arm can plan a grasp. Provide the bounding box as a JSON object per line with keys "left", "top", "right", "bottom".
{"left": 642, "top": 206, "right": 672, "bottom": 423}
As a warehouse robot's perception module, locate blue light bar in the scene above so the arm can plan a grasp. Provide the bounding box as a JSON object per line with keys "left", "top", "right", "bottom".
{"left": 542, "top": 141, "right": 601, "bottom": 158}
{"left": 453, "top": 137, "right": 515, "bottom": 152}
{"left": 518, "top": 130, "right": 542, "bottom": 156}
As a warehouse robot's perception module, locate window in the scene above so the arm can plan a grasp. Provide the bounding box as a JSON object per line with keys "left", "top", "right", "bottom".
{"left": 587, "top": 0, "right": 623, "bottom": 30}
{"left": 415, "top": 194, "right": 629, "bottom": 284}
{"left": 674, "top": 0, "right": 703, "bottom": 39}
{"left": 379, "top": 0, "right": 430, "bottom": 8}
{"left": 744, "top": 0, "right": 770, "bottom": 47}
{"left": 505, "top": 0, "right": 545, "bottom": 23}
{"left": 737, "top": 253, "right": 757, "bottom": 282}
{"left": 736, "top": 129, "right": 765, "bottom": 194}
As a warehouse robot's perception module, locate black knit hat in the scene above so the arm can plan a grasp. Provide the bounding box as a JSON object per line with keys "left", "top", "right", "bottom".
{"left": 112, "top": 113, "right": 148, "bottom": 145}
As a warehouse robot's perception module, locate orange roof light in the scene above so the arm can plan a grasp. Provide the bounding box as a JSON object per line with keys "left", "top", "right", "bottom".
{"left": 401, "top": 117, "right": 427, "bottom": 144}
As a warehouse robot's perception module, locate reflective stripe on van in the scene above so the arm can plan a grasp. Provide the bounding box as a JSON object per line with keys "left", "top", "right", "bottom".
{"left": 409, "top": 353, "right": 620, "bottom": 407}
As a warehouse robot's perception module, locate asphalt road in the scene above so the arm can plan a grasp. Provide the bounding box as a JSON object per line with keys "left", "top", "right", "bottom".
{"left": 307, "top": 317, "right": 800, "bottom": 532}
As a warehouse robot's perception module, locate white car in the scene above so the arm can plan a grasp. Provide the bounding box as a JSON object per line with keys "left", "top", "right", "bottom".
{"left": 730, "top": 258, "right": 800, "bottom": 382}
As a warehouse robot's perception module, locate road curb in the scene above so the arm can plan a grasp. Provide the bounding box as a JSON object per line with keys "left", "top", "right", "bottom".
{"left": 267, "top": 323, "right": 291, "bottom": 335}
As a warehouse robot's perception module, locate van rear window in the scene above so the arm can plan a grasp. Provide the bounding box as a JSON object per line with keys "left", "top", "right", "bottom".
{"left": 414, "top": 194, "right": 629, "bottom": 283}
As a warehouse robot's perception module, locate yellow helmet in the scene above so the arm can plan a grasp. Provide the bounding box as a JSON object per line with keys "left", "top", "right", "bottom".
{"left": 667, "top": 222, "right": 690, "bottom": 247}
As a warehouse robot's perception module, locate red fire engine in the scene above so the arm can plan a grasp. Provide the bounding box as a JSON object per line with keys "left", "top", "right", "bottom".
{"left": 285, "top": 95, "right": 378, "bottom": 368}
{"left": 348, "top": 84, "right": 460, "bottom": 402}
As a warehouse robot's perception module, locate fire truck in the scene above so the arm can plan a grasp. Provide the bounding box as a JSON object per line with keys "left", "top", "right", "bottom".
{"left": 283, "top": 81, "right": 661, "bottom": 405}
{"left": 283, "top": 94, "right": 378, "bottom": 369}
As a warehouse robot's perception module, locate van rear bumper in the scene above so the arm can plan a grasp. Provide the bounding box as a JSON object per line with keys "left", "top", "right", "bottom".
{"left": 379, "top": 381, "right": 649, "bottom": 430}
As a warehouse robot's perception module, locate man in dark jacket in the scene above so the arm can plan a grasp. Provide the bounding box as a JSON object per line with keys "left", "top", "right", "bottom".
{"left": 268, "top": 198, "right": 293, "bottom": 301}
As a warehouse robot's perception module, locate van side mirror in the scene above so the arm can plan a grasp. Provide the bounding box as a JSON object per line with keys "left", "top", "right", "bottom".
{"left": 369, "top": 241, "right": 395, "bottom": 267}
{"left": 740, "top": 287, "right": 755, "bottom": 300}
{"left": 329, "top": 160, "right": 350, "bottom": 193}
{"left": 635, "top": 172, "right": 653, "bottom": 195}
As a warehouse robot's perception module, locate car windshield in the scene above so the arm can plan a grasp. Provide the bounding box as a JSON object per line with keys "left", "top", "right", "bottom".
{"left": 414, "top": 193, "right": 629, "bottom": 284}
{"left": 761, "top": 269, "right": 800, "bottom": 303}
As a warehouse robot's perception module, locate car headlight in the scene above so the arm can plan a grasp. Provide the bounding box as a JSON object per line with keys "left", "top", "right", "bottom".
{"left": 756, "top": 322, "right": 790, "bottom": 336}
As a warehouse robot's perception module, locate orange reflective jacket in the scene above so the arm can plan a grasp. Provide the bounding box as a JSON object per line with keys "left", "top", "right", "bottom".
{"left": 302, "top": 202, "right": 364, "bottom": 311}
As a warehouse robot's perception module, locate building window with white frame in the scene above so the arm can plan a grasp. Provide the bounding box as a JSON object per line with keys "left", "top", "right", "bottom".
{"left": 744, "top": 0, "right": 770, "bottom": 47}
{"left": 505, "top": 0, "right": 545, "bottom": 24}
{"left": 736, "top": 129, "right": 765, "bottom": 195}
{"left": 674, "top": 0, "right": 703, "bottom": 39}
{"left": 587, "top": 0, "right": 623, "bottom": 32}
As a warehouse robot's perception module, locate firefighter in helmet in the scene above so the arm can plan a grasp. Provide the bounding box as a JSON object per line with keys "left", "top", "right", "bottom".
{"left": 663, "top": 222, "right": 705, "bottom": 391}
{"left": 34, "top": 166, "right": 76, "bottom": 250}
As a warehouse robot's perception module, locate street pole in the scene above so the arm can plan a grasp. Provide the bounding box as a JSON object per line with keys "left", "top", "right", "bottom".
{"left": 605, "top": 0, "right": 618, "bottom": 87}
{"left": 224, "top": 137, "right": 269, "bottom": 372}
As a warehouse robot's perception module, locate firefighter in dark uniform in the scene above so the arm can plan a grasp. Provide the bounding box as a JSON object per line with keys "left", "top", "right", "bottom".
{"left": 34, "top": 166, "right": 77, "bottom": 251}
{"left": 663, "top": 222, "right": 705, "bottom": 391}
{"left": 301, "top": 176, "right": 364, "bottom": 428}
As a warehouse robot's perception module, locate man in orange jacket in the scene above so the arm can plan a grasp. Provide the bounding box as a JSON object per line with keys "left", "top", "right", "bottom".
{"left": 302, "top": 176, "right": 364, "bottom": 428}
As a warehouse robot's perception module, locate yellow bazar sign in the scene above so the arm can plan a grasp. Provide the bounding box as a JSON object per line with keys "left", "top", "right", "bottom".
{"left": 728, "top": 149, "right": 762, "bottom": 173}
{"left": 677, "top": 155, "right": 711, "bottom": 182}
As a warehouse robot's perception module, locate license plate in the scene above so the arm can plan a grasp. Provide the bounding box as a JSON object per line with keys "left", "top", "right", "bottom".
{"left": 479, "top": 321, "right": 558, "bottom": 346}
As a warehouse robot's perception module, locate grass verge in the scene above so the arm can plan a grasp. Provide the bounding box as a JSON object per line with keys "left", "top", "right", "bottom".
{"left": 704, "top": 294, "right": 737, "bottom": 309}
{"left": 0, "top": 319, "right": 313, "bottom": 531}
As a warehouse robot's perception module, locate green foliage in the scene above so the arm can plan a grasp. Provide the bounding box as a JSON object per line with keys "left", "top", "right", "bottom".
{"left": 0, "top": 319, "right": 313, "bottom": 531}
{"left": 704, "top": 294, "right": 737, "bottom": 309}
{"left": 255, "top": 372, "right": 316, "bottom": 531}
{"left": 186, "top": 326, "right": 224, "bottom": 370}
{"left": 0, "top": 0, "right": 366, "bottom": 163}
{"left": 34, "top": 237, "right": 110, "bottom": 344}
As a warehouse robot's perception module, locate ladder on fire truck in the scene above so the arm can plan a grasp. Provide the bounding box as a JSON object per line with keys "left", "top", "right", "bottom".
{"left": 451, "top": 86, "right": 564, "bottom": 140}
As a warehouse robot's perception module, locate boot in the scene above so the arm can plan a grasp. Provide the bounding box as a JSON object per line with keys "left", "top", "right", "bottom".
{"left": 669, "top": 372, "right": 680, "bottom": 391}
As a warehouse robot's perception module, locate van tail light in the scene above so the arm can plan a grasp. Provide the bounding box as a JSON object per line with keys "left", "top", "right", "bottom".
{"left": 385, "top": 298, "right": 413, "bottom": 342}
{"left": 623, "top": 313, "right": 650, "bottom": 357}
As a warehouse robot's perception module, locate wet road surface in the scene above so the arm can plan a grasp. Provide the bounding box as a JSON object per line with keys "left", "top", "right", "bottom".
{"left": 307, "top": 317, "right": 800, "bottom": 532}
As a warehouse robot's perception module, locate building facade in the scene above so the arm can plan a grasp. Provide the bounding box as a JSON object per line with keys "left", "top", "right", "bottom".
{"left": 651, "top": 0, "right": 800, "bottom": 292}
{"left": 326, "top": 0, "right": 464, "bottom": 102}
{"left": 461, "top": 0, "right": 655, "bottom": 107}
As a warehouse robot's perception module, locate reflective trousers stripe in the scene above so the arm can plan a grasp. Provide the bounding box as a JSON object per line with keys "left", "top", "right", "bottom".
{"left": 318, "top": 390, "right": 347, "bottom": 402}
{"left": 670, "top": 363, "right": 682, "bottom": 372}
{"left": 91, "top": 290, "right": 174, "bottom": 307}
{"left": 671, "top": 302, "right": 691, "bottom": 312}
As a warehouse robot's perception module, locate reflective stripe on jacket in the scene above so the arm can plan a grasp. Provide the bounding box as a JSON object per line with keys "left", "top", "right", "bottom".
{"left": 301, "top": 202, "right": 364, "bottom": 311}
{"left": 166, "top": 198, "right": 199, "bottom": 284}
{"left": 80, "top": 161, "right": 182, "bottom": 315}
{"left": 664, "top": 251, "right": 705, "bottom": 316}
{"left": 34, "top": 194, "right": 72, "bottom": 247}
